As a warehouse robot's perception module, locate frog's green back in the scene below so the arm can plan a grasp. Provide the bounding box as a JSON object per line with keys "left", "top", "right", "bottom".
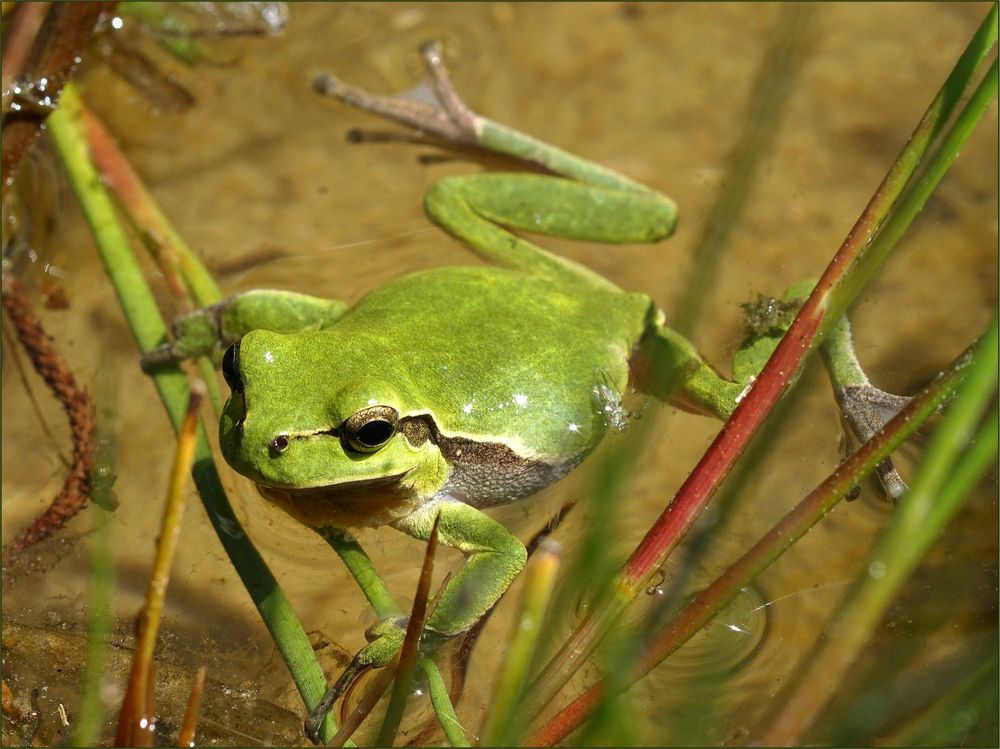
{"left": 330, "top": 266, "right": 651, "bottom": 460}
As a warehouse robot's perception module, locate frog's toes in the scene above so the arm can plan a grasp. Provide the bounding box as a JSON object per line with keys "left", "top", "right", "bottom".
{"left": 837, "top": 383, "right": 912, "bottom": 502}
{"left": 314, "top": 41, "right": 480, "bottom": 146}
{"left": 304, "top": 657, "right": 371, "bottom": 745}
{"left": 304, "top": 616, "right": 412, "bottom": 743}
{"left": 740, "top": 293, "right": 801, "bottom": 340}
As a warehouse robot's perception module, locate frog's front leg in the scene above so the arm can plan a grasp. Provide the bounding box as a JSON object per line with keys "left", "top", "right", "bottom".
{"left": 306, "top": 499, "right": 525, "bottom": 742}
{"left": 394, "top": 498, "right": 528, "bottom": 637}
{"left": 141, "top": 289, "right": 347, "bottom": 369}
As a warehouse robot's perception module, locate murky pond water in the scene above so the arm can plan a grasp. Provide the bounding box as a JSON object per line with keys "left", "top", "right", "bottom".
{"left": 3, "top": 3, "right": 996, "bottom": 746}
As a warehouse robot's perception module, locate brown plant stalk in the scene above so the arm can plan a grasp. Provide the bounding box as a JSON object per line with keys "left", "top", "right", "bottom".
{"left": 2, "top": 273, "right": 95, "bottom": 564}
{"left": 1, "top": 1, "right": 114, "bottom": 565}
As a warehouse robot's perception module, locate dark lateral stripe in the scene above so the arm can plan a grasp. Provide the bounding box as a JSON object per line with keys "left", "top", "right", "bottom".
{"left": 399, "top": 414, "right": 582, "bottom": 506}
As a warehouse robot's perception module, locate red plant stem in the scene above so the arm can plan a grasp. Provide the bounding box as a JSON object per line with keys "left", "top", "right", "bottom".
{"left": 376, "top": 514, "right": 441, "bottom": 746}
{"left": 623, "top": 189, "right": 887, "bottom": 587}
{"left": 621, "top": 0, "right": 984, "bottom": 589}
{"left": 528, "top": 8, "right": 994, "bottom": 717}
{"left": 0, "top": 3, "right": 49, "bottom": 87}
{"left": 531, "top": 346, "right": 968, "bottom": 746}
{"left": 528, "top": 685, "right": 602, "bottom": 747}
{"left": 78, "top": 102, "right": 189, "bottom": 299}
{"left": 623, "top": 302, "right": 821, "bottom": 585}
{"left": 178, "top": 666, "right": 207, "bottom": 748}
{"left": 527, "top": 161, "right": 893, "bottom": 726}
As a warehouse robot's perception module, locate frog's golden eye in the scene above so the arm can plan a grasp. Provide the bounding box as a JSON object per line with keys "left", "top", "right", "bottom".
{"left": 222, "top": 341, "right": 243, "bottom": 394}
{"left": 344, "top": 405, "right": 399, "bottom": 453}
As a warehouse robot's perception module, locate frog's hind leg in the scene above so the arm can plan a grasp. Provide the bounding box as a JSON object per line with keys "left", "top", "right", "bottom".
{"left": 741, "top": 279, "right": 912, "bottom": 500}
{"left": 314, "top": 41, "right": 664, "bottom": 193}
{"left": 641, "top": 280, "right": 912, "bottom": 502}
{"left": 315, "top": 41, "right": 677, "bottom": 289}
{"left": 422, "top": 172, "right": 676, "bottom": 288}
{"left": 637, "top": 316, "right": 747, "bottom": 421}
{"left": 820, "top": 314, "right": 911, "bottom": 501}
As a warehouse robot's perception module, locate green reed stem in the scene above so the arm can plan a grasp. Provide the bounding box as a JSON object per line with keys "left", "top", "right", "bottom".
{"left": 529, "top": 5, "right": 997, "bottom": 738}
{"left": 47, "top": 82, "right": 340, "bottom": 744}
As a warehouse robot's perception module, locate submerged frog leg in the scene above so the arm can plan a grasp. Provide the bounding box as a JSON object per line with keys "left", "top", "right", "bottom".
{"left": 313, "top": 40, "right": 478, "bottom": 146}
{"left": 643, "top": 280, "right": 912, "bottom": 500}
{"left": 746, "top": 280, "right": 912, "bottom": 500}
{"left": 821, "top": 315, "right": 911, "bottom": 501}
{"left": 734, "top": 280, "right": 912, "bottom": 500}
{"left": 315, "top": 41, "right": 670, "bottom": 198}
{"left": 315, "top": 41, "right": 677, "bottom": 289}
{"left": 142, "top": 289, "right": 347, "bottom": 369}
{"left": 303, "top": 499, "right": 526, "bottom": 741}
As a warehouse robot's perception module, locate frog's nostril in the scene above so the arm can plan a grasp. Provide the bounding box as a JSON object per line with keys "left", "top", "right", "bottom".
{"left": 270, "top": 434, "right": 290, "bottom": 455}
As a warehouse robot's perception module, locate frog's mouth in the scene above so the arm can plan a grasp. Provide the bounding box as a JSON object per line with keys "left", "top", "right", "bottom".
{"left": 255, "top": 473, "right": 418, "bottom": 529}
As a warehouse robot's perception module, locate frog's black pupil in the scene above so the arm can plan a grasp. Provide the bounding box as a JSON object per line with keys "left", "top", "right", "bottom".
{"left": 222, "top": 341, "right": 243, "bottom": 393}
{"left": 357, "top": 419, "right": 394, "bottom": 447}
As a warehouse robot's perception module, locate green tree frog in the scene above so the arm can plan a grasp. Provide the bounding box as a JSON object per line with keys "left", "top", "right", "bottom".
{"left": 145, "top": 41, "right": 907, "bottom": 738}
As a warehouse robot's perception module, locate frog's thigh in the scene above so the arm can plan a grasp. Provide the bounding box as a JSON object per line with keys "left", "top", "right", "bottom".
{"left": 392, "top": 498, "right": 527, "bottom": 636}
{"left": 428, "top": 173, "right": 675, "bottom": 245}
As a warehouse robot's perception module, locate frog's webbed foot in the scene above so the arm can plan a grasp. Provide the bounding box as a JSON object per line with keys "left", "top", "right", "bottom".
{"left": 836, "top": 383, "right": 911, "bottom": 502}
{"left": 303, "top": 616, "right": 408, "bottom": 744}
{"left": 140, "top": 299, "right": 231, "bottom": 371}
{"left": 739, "top": 281, "right": 912, "bottom": 502}
{"left": 304, "top": 656, "right": 369, "bottom": 745}
{"left": 313, "top": 40, "right": 480, "bottom": 146}
{"left": 821, "top": 312, "right": 913, "bottom": 502}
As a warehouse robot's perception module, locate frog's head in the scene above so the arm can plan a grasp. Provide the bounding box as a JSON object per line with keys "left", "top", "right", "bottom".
{"left": 219, "top": 329, "right": 447, "bottom": 528}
